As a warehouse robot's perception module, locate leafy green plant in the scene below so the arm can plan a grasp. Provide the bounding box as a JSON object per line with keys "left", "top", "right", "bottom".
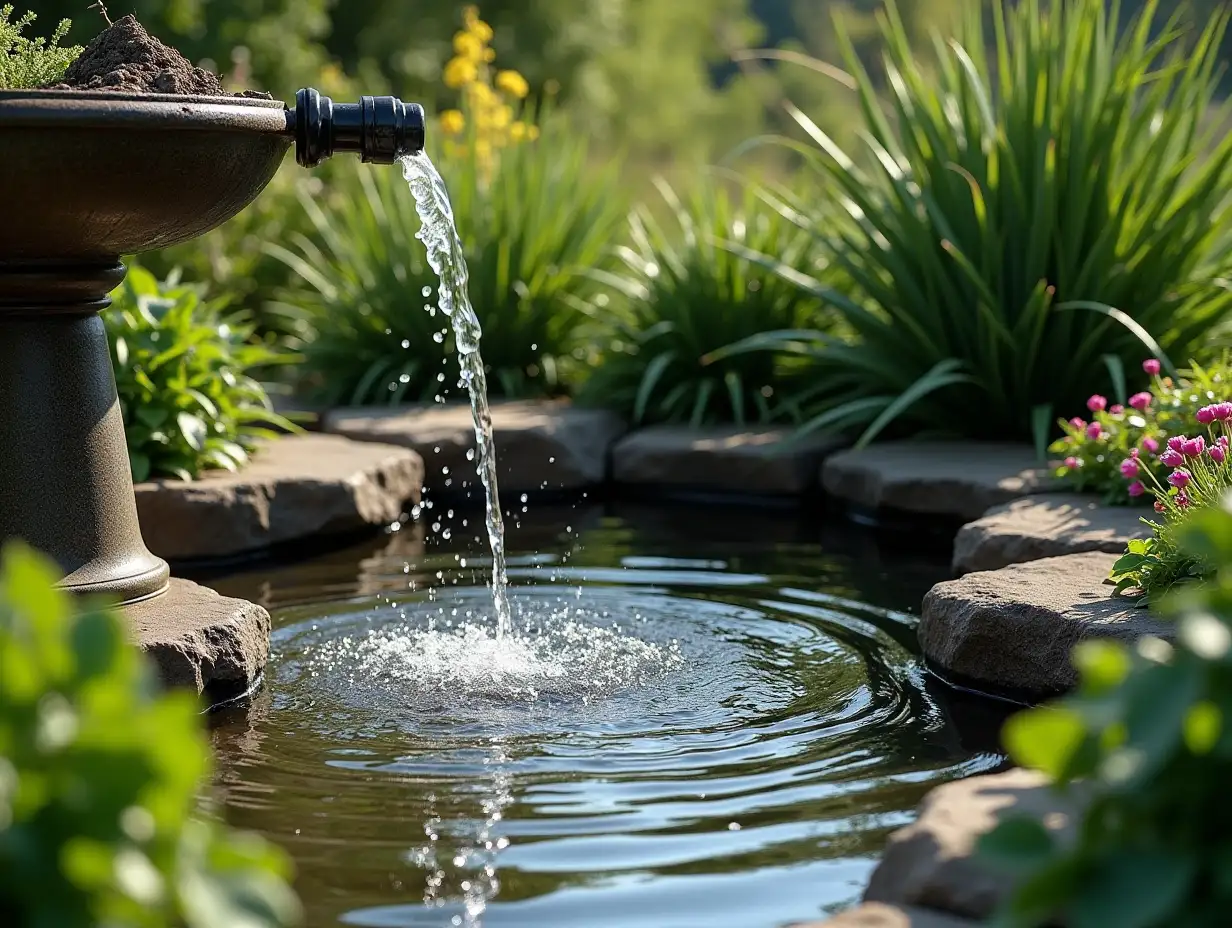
{"left": 578, "top": 177, "right": 828, "bottom": 426}
{"left": 0, "top": 541, "right": 301, "bottom": 927}
{"left": 724, "top": 0, "right": 1232, "bottom": 447}
{"left": 980, "top": 501, "right": 1232, "bottom": 927}
{"left": 0, "top": 6, "right": 80, "bottom": 89}
{"left": 269, "top": 112, "right": 625, "bottom": 406}
{"left": 1052, "top": 356, "right": 1232, "bottom": 505}
{"left": 105, "top": 267, "right": 295, "bottom": 483}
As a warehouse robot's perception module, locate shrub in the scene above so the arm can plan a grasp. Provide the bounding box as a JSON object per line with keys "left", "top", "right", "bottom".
{"left": 1052, "top": 356, "right": 1232, "bottom": 505}
{"left": 270, "top": 112, "right": 623, "bottom": 406}
{"left": 105, "top": 267, "right": 294, "bottom": 483}
{"left": 981, "top": 502, "right": 1232, "bottom": 927}
{"left": 0, "top": 6, "right": 80, "bottom": 89}
{"left": 0, "top": 541, "right": 300, "bottom": 927}
{"left": 728, "top": 0, "right": 1232, "bottom": 447}
{"left": 579, "top": 178, "right": 828, "bottom": 426}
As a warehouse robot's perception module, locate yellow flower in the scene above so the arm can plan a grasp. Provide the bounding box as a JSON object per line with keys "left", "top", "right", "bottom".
{"left": 466, "top": 81, "right": 495, "bottom": 107}
{"left": 484, "top": 47, "right": 496, "bottom": 62}
{"left": 440, "top": 109, "right": 465, "bottom": 136}
{"left": 510, "top": 121, "right": 527, "bottom": 142}
{"left": 495, "top": 69, "right": 529, "bottom": 99}
{"left": 528, "top": 125, "right": 540, "bottom": 141}
{"left": 490, "top": 104, "right": 512, "bottom": 129}
{"left": 462, "top": 5, "right": 494, "bottom": 43}
{"left": 443, "top": 56, "right": 478, "bottom": 89}
{"left": 453, "top": 30, "right": 484, "bottom": 62}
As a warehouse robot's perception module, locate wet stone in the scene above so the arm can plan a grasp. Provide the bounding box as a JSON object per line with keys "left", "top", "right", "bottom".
{"left": 127, "top": 578, "right": 269, "bottom": 699}
{"left": 953, "top": 493, "right": 1150, "bottom": 574}
{"left": 863, "top": 769, "right": 1082, "bottom": 921}
{"left": 612, "top": 425, "right": 845, "bottom": 496}
{"left": 822, "top": 442, "right": 1051, "bottom": 522}
{"left": 920, "top": 552, "right": 1173, "bottom": 698}
{"left": 136, "top": 434, "right": 423, "bottom": 561}
{"left": 797, "top": 903, "right": 980, "bottom": 927}
{"left": 323, "top": 400, "right": 624, "bottom": 496}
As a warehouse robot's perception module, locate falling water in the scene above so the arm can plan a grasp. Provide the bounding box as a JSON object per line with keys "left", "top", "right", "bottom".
{"left": 401, "top": 151, "right": 512, "bottom": 635}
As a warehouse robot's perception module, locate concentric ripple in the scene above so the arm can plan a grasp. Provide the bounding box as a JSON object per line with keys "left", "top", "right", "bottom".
{"left": 208, "top": 506, "right": 1007, "bottom": 928}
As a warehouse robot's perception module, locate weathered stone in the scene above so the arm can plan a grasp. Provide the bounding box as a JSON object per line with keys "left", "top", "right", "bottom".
{"left": 797, "top": 903, "right": 979, "bottom": 927}
{"left": 126, "top": 578, "right": 269, "bottom": 699}
{"left": 921, "top": 552, "right": 1172, "bottom": 697}
{"left": 864, "top": 769, "right": 1082, "bottom": 920}
{"left": 823, "top": 442, "right": 1051, "bottom": 522}
{"left": 954, "top": 494, "right": 1150, "bottom": 574}
{"left": 612, "top": 425, "right": 845, "bottom": 496}
{"left": 136, "top": 434, "right": 422, "bottom": 561}
{"left": 323, "top": 400, "right": 623, "bottom": 495}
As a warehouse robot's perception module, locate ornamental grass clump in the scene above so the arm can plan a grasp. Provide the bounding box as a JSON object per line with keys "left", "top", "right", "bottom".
{"left": 579, "top": 179, "right": 828, "bottom": 426}
{"left": 981, "top": 502, "right": 1232, "bottom": 927}
{"left": 1053, "top": 356, "right": 1232, "bottom": 505}
{"left": 106, "top": 267, "right": 294, "bottom": 483}
{"left": 726, "top": 0, "right": 1232, "bottom": 446}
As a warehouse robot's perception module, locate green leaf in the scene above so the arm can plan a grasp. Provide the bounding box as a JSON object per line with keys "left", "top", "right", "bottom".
{"left": 176, "top": 412, "right": 208, "bottom": 453}
{"left": 978, "top": 816, "right": 1057, "bottom": 873}
{"left": 1069, "top": 852, "right": 1196, "bottom": 928}
{"left": 1003, "top": 707, "right": 1088, "bottom": 780}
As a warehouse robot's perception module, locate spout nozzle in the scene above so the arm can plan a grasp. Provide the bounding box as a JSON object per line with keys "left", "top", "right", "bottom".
{"left": 293, "top": 88, "right": 426, "bottom": 169}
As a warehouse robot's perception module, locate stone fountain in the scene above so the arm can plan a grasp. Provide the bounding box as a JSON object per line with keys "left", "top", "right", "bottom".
{"left": 0, "top": 85, "right": 424, "bottom": 701}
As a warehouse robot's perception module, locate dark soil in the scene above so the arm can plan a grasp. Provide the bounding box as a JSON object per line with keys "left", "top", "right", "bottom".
{"left": 45, "top": 15, "right": 268, "bottom": 98}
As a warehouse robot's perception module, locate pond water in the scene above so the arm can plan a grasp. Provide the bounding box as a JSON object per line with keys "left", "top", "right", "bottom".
{"left": 204, "top": 500, "right": 1008, "bottom": 928}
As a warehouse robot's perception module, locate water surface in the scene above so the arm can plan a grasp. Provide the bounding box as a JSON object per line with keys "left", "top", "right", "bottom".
{"left": 206, "top": 502, "right": 1007, "bottom": 928}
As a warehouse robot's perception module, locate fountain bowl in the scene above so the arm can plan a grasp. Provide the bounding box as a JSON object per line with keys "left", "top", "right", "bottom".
{"left": 0, "top": 90, "right": 291, "bottom": 264}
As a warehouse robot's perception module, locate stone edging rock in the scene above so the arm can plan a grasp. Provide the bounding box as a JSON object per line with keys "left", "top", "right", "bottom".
{"left": 612, "top": 425, "right": 845, "bottom": 496}
{"left": 324, "top": 400, "right": 623, "bottom": 495}
{"left": 136, "top": 434, "right": 423, "bottom": 561}
{"left": 953, "top": 493, "right": 1150, "bottom": 574}
{"left": 799, "top": 902, "right": 979, "bottom": 927}
{"left": 823, "top": 442, "right": 1052, "bottom": 522}
{"left": 920, "top": 551, "right": 1172, "bottom": 698}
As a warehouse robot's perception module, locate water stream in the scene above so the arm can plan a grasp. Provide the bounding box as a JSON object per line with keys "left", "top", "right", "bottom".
{"left": 401, "top": 151, "right": 511, "bottom": 636}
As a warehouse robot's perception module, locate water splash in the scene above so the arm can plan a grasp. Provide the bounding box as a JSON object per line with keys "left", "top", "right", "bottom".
{"left": 401, "top": 151, "right": 511, "bottom": 635}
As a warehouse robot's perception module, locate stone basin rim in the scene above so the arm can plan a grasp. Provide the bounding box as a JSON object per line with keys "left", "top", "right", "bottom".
{"left": 0, "top": 89, "right": 290, "bottom": 132}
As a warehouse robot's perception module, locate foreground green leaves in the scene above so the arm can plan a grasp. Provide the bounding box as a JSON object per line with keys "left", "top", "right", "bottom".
{"left": 0, "top": 6, "right": 80, "bottom": 89}
{"left": 0, "top": 542, "right": 300, "bottom": 927}
{"left": 982, "top": 502, "right": 1232, "bottom": 926}
{"left": 105, "top": 267, "right": 295, "bottom": 483}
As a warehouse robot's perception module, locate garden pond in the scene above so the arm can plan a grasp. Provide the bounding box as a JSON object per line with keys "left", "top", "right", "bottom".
{"left": 200, "top": 500, "right": 1009, "bottom": 928}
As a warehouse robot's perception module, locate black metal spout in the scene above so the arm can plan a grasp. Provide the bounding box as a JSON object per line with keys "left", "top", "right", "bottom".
{"left": 292, "top": 87, "right": 426, "bottom": 168}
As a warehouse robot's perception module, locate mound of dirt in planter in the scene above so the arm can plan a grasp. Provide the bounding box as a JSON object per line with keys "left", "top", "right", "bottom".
{"left": 46, "top": 15, "right": 267, "bottom": 97}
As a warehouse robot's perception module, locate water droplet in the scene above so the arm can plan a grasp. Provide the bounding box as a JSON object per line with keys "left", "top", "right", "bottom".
{"left": 399, "top": 373, "right": 411, "bottom": 383}
{"left": 433, "top": 332, "right": 444, "bottom": 343}
{"left": 422, "top": 285, "right": 433, "bottom": 297}
{"left": 466, "top": 449, "right": 475, "bottom": 461}
{"left": 520, "top": 494, "right": 528, "bottom": 503}
{"left": 401, "top": 339, "right": 410, "bottom": 349}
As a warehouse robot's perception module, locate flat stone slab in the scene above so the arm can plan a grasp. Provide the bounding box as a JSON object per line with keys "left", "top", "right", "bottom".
{"left": 612, "top": 425, "right": 845, "bottom": 496}
{"left": 823, "top": 442, "right": 1051, "bottom": 522}
{"left": 864, "top": 769, "right": 1080, "bottom": 920}
{"left": 323, "top": 400, "right": 623, "bottom": 495}
{"left": 127, "top": 578, "right": 269, "bottom": 699}
{"left": 798, "top": 903, "right": 978, "bottom": 927}
{"left": 136, "top": 434, "right": 422, "bottom": 561}
{"left": 953, "top": 493, "right": 1150, "bottom": 574}
{"left": 921, "top": 552, "right": 1172, "bottom": 698}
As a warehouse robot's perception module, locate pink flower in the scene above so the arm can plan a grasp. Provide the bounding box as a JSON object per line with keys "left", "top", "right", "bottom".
{"left": 1086, "top": 422, "right": 1102, "bottom": 440}
{"left": 1198, "top": 406, "right": 1217, "bottom": 425}
{"left": 1142, "top": 437, "right": 1160, "bottom": 453}
{"left": 1155, "top": 499, "right": 1167, "bottom": 513}
{"left": 1168, "top": 436, "right": 1188, "bottom": 452}
{"left": 1177, "top": 490, "right": 1191, "bottom": 508}
{"left": 1064, "top": 456, "right": 1080, "bottom": 469}
{"left": 1169, "top": 469, "right": 1192, "bottom": 489}
{"left": 1087, "top": 395, "right": 1107, "bottom": 413}
{"left": 1216, "top": 403, "right": 1232, "bottom": 421}
{"left": 1070, "top": 417, "right": 1087, "bottom": 430}
{"left": 1211, "top": 444, "right": 1227, "bottom": 464}
{"left": 1144, "top": 358, "right": 1161, "bottom": 375}
{"left": 1221, "top": 435, "right": 1230, "bottom": 448}
{"left": 1110, "top": 404, "right": 1125, "bottom": 415}
{"left": 1128, "top": 392, "right": 1152, "bottom": 411}
{"left": 1161, "top": 448, "right": 1184, "bottom": 467}
{"left": 1183, "top": 436, "right": 1207, "bottom": 458}
{"left": 1128, "top": 481, "right": 1146, "bottom": 498}
{"left": 1120, "top": 458, "right": 1140, "bottom": 479}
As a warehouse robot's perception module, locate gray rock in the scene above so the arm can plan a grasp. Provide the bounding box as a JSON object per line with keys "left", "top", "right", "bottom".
{"left": 921, "top": 552, "right": 1172, "bottom": 697}
{"left": 796, "top": 903, "right": 979, "bottom": 927}
{"left": 864, "top": 769, "right": 1081, "bottom": 920}
{"left": 612, "top": 425, "right": 845, "bottom": 496}
{"left": 954, "top": 493, "right": 1151, "bottom": 574}
{"left": 323, "top": 401, "right": 623, "bottom": 495}
{"left": 823, "top": 442, "right": 1051, "bottom": 521}
{"left": 136, "top": 434, "right": 422, "bottom": 560}
{"left": 126, "top": 578, "right": 269, "bottom": 699}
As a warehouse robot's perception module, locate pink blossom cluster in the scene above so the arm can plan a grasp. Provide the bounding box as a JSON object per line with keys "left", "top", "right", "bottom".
{"left": 1127, "top": 390, "right": 1232, "bottom": 512}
